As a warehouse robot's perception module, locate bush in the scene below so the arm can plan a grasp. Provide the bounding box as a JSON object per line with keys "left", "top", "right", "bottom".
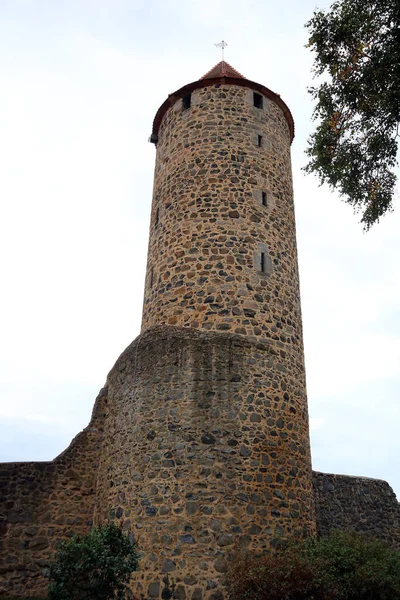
{"left": 227, "top": 531, "right": 400, "bottom": 600}
{"left": 48, "top": 522, "right": 139, "bottom": 600}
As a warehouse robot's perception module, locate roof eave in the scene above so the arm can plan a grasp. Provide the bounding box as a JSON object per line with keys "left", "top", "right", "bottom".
{"left": 151, "top": 76, "right": 295, "bottom": 143}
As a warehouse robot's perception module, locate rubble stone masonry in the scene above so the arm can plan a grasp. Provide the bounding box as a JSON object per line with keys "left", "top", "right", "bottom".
{"left": 313, "top": 472, "right": 400, "bottom": 547}
{"left": 110, "top": 79, "right": 316, "bottom": 597}
{"left": 0, "top": 389, "right": 107, "bottom": 597}
{"left": 142, "top": 84, "right": 301, "bottom": 348}
{"left": 94, "top": 325, "right": 315, "bottom": 599}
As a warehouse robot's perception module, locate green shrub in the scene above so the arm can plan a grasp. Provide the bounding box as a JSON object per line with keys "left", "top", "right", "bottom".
{"left": 48, "top": 522, "right": 139, "bottom": 600}
{"left": 227, "top": 531, "right": 400, "bottom": 600}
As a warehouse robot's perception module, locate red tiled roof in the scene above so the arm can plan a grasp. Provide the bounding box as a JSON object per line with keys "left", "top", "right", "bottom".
{"left": 200, "top": 61, "right": 245, "bottom": 80}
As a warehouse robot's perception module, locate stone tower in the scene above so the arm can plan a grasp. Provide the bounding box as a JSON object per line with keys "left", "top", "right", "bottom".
{"left": 2, "top": 61, "right": 400, "bottom": 600}
{"left": 94, "top": 61, "right": 315, "bottom": 599}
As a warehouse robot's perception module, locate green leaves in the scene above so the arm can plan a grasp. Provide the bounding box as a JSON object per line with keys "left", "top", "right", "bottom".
{"left": 227, "top": 531, "right": 400, "bottom": 600}
{"left": 48, "top": 522, "right": 139, "bottom": 600}
{"left": 305, "top": 0, "right": 400, "bottom": 229}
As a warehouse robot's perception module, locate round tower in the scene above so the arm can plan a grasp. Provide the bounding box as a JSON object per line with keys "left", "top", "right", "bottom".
{"left": 142, "top": 61, "right": 299, "bottom": 347}
{"left": 95, "top": 62, "right": 315, "bottom": 600}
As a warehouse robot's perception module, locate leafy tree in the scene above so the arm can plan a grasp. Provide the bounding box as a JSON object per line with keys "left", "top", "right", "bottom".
{"left": 304, "top": 0, "right": 400, "bottom": 229}
{"left": 308, "top": 531, "right": 400, "bottom": 600}
{"left": 227, "top": 531, "right": 400, "bottom": 600}
{"left": 48, "top": 522, "right": 139, "bottom": 600}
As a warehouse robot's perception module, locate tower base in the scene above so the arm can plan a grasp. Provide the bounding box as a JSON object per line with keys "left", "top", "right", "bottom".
{"left": 94, "top": 325, "right": 315, "bottom": 599}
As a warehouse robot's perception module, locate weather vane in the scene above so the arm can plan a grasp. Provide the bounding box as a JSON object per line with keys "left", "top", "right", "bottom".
{"left": 214, "top": 40, "right": 228, "bottom": 61}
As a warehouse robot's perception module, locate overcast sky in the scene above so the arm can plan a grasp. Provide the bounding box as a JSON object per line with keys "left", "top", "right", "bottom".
{"left": 1, "top": 0, "right": 399, "bottom": 499}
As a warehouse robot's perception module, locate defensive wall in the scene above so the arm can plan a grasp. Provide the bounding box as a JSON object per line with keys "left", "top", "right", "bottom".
{"left": 313, "top": 471, "right": 400, "bottom": 546}
{"left": 0, "top": 389, "right": 107, "bottom": 597}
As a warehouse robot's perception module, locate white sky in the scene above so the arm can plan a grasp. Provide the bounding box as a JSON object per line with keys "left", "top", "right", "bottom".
{"left": 1, "top": 0, "right": 399, "bottom": 498}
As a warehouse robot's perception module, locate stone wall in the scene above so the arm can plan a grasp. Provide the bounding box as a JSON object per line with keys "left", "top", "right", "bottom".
{"left": 313, "top": 471, "right": 400, "bottom": 547}
{"left": 0, "top": 388, "right": 107, "bottom": 597}
{"left": 95, "top": 325, "right": 315, "bottom": 600}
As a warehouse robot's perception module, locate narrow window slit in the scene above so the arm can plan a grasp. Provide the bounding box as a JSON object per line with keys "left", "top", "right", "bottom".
{"left": 182, "top": 93, "right": 191, "bottom": 111}
{"left": 257, "top": 134, "right": 263, "bottom": 147}
{"left": 262, "top": 191, "right": 267, "bottom": 206}
{"left": 253, "top": 92, "right": 263, "bottom": 109}
{"left": 155, "top": 207, "right": 159, "bottom": 226}
{"left": 149, "top": 268, "right": 154, "bottom": 289}
{"left": 261, "top": 252, "right": 266, "bottom": 273}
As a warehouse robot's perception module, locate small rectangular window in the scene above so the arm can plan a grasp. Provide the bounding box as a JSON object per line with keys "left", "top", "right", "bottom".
{"left": 182, "top": 93, "right": 191, "bottom": 111}
{"left": 155, "top": 207, "right": 159, "bottom": 226}
{"left": 253, "top": 92, "right": 263, "bottom": 109}
{"left": 261, "top": 252, "right": 266, "bottom": 273}
{"left": 257, "top": 134, "right": 263, "bottom": 147}
{"left": 262, "top": 191, "right": 267, "bottom": 207}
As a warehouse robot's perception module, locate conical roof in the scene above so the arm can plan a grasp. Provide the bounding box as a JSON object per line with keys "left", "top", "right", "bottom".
{"left": 200, "top": 61, "right": 245, "bottom": 80}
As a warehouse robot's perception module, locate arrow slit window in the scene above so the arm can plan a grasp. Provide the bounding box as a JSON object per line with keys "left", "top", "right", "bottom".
{"left": 182, "top": 93, "right": 191, "bottom": 111}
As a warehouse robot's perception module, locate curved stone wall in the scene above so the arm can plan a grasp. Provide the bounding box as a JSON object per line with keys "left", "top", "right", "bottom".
{"left": 94, "top": 326, "right": 315, "bottom": 599}
{"left": 141, "top": 84, "right": 303, "bottom": 353}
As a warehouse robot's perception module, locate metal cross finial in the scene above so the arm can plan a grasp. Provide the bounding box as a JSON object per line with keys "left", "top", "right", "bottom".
{"left": 214, "top": 40, "right": 228, "bottom": 61}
